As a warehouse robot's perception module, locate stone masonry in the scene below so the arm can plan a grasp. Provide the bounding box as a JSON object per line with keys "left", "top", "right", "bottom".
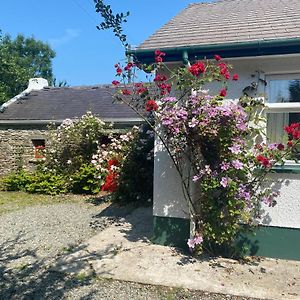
{"left": 0, "top": 128, "right": 48, "bottom": 176}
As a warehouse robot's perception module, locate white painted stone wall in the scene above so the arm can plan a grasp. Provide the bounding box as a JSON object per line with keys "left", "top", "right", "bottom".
{"left": 153, "top": 54, "right": 300, "bottom": 229}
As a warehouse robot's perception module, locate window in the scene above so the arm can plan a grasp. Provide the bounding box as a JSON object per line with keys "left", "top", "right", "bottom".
{"left": 32, "top": 139, "right": 45, "bottom": 159}
{"left": 266, "top": 74, "right": 300, "bottom": 159}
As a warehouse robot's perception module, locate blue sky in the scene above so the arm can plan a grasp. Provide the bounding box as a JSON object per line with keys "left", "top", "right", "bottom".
{"left": 1, "top": 0, "right": 212, "bottom": 86}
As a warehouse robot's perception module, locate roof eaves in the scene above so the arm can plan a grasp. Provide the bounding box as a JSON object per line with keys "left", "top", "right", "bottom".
{"left": 127, "top": 38, "right": 300, "bottom": 63}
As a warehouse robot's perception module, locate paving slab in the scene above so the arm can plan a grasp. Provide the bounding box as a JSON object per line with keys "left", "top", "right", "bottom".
{"left": 54, "top": 206, "right": 300, "bottom": 300}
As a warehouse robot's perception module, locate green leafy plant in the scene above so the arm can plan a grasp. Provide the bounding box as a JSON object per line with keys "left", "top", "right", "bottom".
{"left": 0, "top": 171, "right": 32, "bottom": 191}
{"left": 70, "top": 164, "right": 103, "bottom": 195}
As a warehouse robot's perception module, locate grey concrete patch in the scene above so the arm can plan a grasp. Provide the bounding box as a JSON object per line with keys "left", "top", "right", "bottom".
{"left": 55, "top": 206, "right": 300, "bottom": 300}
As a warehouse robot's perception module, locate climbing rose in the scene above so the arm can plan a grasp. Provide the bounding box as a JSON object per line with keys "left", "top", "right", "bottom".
{"left": 154, "top": 74, "right": 167, "bottom": 82}
{"left": 285, "top": 123, "right": 300, "bottom": 139}
{"left": 232, "top": 74, "right": 239, "bottom": 81}
{"left": 214, "top": 54, "right": 222, "bottom": 61}
{"left": 112, "top": 80, "right": 120, "bottom": 86}
{"left": 155, "top": 50, "right": 166, "bottom": 57}
{"left": 219, "top": 88, "right": 227, "bottom": 97}
{"left": 287, "top": 141, "right": 293, "bottom": 148}
{"left": 277, "top": 143, "right": 285, "bottom": 151}
{"left": 146, "top": 100, "right": 158, "bottom": 112}
{"left": 256, "top": 154, "right": 271, "bottom": 168}
{"left": 122, "top": 89, "right": 131, "bottom": 95}
{"left": 189, "top": 62, "right": 206, "bottom": 76}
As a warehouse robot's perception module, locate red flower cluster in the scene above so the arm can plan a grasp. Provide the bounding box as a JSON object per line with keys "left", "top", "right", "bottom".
{"left": 214, "top": 54, "right": 222, "bottom": 61}
{"left": 122, "top": 89, "right": 131, "bottom": 95}
{"left": 145, "top": 100, "right": 158, "bottom": 112}
{"left": 101, "top": 158, "right": 119, "bottom": 192}
{"left": 155, "top": 50, "right": 166, "bottom": 63}
{"left": 277, "top": 143, "right": 285, "bottom": 151}
{"left": 189, "top": 62, "right": 206, "bottom": 76}
{"left": 232, "top": 74, "right": 239, "bottom": 81}
{"left": 219, "top": 88, "right": 227, "bottom": 97}
{"left": 157, "top": 82, "right": 171, "bottom": 95}
{"left": 284, "top": 123, "right": 300, "bottom": 139}
{"left": 154, "top": 74, "right": 167, "bottom": 82}
{"left": 101, "top": 172, "right": 118, "bottom": 192}
{"left": 114, "top": 64, "right": 122, "bottom": 75}
{"left": 256, "top": 154, "right": 272, "bottom": 168}
{"left": 108, "top": 159, "right": 119, "bottom": 168}
{"left": 124, "top": 62, "right": 134, "bottom": 71}
{"left": 112, "top": 80, "right": 120, "bottom": 86}
{"left": 219, "top": 62, "right": 231, "bottom": 80}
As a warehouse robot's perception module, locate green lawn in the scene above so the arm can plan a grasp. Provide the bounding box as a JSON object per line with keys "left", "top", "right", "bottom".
{"left": 0, "top": 191, "right": 96, "bottom": 215}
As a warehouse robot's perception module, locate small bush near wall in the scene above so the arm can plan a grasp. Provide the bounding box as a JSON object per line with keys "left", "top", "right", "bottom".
{"left": 112, "top": 125, "right": 154, "bottom": 205}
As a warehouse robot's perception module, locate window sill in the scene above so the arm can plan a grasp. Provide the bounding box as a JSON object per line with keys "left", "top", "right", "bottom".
{"left": 272, "top": 164, "right": 300, "bottom": 174}
{"left": 29, "top": 158, "right": 46, "bottom": 164}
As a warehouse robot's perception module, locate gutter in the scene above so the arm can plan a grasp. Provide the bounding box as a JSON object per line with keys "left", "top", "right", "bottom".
{"left": 126, "top": 38, "right": 300, "bottom": 63}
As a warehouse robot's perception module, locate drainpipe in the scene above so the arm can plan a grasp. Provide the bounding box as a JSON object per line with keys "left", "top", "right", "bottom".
{"left": 182, "top": 50, "right": 190, "bottom": 66}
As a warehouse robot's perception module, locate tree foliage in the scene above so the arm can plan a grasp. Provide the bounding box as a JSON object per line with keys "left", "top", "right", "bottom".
{"left": 0, "top": 31, "right": 56, "bottom": 103}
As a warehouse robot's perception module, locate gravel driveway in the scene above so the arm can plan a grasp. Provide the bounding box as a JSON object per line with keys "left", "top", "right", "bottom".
{"left": 0, "top": 200, "right": 258, "bottom": 300}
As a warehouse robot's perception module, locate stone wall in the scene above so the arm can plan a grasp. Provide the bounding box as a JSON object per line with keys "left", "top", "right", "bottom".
{"left": 0, "top": 128, "right": 48, "bottom": 176}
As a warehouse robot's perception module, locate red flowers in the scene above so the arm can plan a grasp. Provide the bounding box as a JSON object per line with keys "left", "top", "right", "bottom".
{"left": 232, "top": 74, "right": 239, "bottom": 81}
{"left": 219, "top": 88, "right": 227, "bottom": 97}
{"left": 155, "top": 50, "right": 166, "bottom": 63}
{"left": 256, "top": 154, "right": 272, "bottom": 168}
{"left": 284, "top": 123, "right": 300, "bottom": 139}
{"left": 122, "top": 89, "right": 131, "bottom": 95}
{"left": 277, "top": 143, "right": 285, "bottom": 151}
{"left": 124, "top": 62, "right": 134, "bottom": 71}
{"left": 145, "top": 100, "right": 158, "bottom": 112}
{"left": 157, "top": 82, "right": 171, "bottom": 95}
{"left": 112, "top": 80, "right": 120, "bottom": 86}
{"left": 101, "top": 172, "right": 118, "bottom": 192}
{"left": 214, "top": 54, "right": 222, "bottom": 61}
{"left": 189, "top": 62, "right": 206, "bottom": 76}
{"left": 102, "top": 159, "right": 119, "bottom": 192}
{"left": 154, "top": 74, "right": 167, "bottom": 82}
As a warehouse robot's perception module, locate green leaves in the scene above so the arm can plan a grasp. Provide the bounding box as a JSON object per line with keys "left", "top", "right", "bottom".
{"left": 94, "top": 0, "right": 130, "bottom": 47}
{"left": 0, "top": 32, "right": 56, "bottom": 104}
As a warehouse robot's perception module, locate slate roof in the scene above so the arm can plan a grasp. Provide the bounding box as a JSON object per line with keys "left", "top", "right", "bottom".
{"left": 0, "top": 85, "right": 140, "bottom": 123}
{"left": 138, "top": 0, "right": 300, "bottom": 50}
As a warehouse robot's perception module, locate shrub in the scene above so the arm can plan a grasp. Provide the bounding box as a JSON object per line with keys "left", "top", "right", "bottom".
{"left": 45, "top": 112, "right": 109, "bottom": 175}
{"left": 70, "top": 164, "right": 103, "bottom": 195}
{"left": 112, "top": 125, "right": 154, "bottom": 205}
{"left": 0, "top": 171, "right": 32, "bottom": 191}
{"left": 24, "top": 171, "right": 68, "bottom": 195}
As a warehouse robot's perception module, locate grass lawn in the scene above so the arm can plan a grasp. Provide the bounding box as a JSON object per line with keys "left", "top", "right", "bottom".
{"left": 0, "top": 191, "right": 102, "bottom": 215}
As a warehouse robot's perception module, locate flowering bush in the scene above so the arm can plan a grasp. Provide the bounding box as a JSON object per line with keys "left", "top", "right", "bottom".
{"left": 112, "top": 52, "right": 300, "bottom": 257}
{"left": 45, "top": 112, "right": 109, "bottom": 174}
{"left": 91, "top": 126, "right": 139, "bottom": 192}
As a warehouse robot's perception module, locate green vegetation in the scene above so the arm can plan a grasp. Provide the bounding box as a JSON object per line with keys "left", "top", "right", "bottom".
{"left": 0, "top": 31, "right": 56, "bottom": 103}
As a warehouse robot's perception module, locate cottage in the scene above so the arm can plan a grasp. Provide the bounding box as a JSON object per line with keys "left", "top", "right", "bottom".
{"left": 128, "top": 0, "right": 300, "bottom": 259}
{"left": 0, "top": 78, "right": 142, "bottom": 175}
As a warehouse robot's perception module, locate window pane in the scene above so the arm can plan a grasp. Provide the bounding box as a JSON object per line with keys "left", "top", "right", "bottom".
{"left": 267, "top": 112, "right": 300, "bottom": 159}
{"left": 268, "top": 79, "right": 300, "bottom": 103}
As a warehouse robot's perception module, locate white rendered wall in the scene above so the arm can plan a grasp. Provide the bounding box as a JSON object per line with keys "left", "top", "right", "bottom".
{"left": 153, "top": 54, "right": 300, "bottom": 229}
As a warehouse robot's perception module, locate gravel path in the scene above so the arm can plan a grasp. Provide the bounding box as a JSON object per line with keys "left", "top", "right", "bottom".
{"left": 0, "top": 201, "right": 259, "bottom": 300}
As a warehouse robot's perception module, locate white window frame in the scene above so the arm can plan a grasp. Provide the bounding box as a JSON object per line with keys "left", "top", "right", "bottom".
{"left": 265, "top": 73, "right": 300, "bottom": 113}
{"left": 265, "top": 73, "right": 300, "bottom": 165}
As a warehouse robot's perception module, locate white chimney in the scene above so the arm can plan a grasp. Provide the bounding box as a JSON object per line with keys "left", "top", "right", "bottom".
{"left": 0, "top": 78, "right": 49, "bottom": 111}
{"left": 28, "top": 78, "right": 49, "bottom": 90}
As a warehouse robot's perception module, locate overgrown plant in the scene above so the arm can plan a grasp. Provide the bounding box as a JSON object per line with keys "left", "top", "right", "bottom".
{"left": 45, "top": 112, "right": 109, "bottom": 174}
{"left": 111, "top": 52, "right": 300, "bottom": 256}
